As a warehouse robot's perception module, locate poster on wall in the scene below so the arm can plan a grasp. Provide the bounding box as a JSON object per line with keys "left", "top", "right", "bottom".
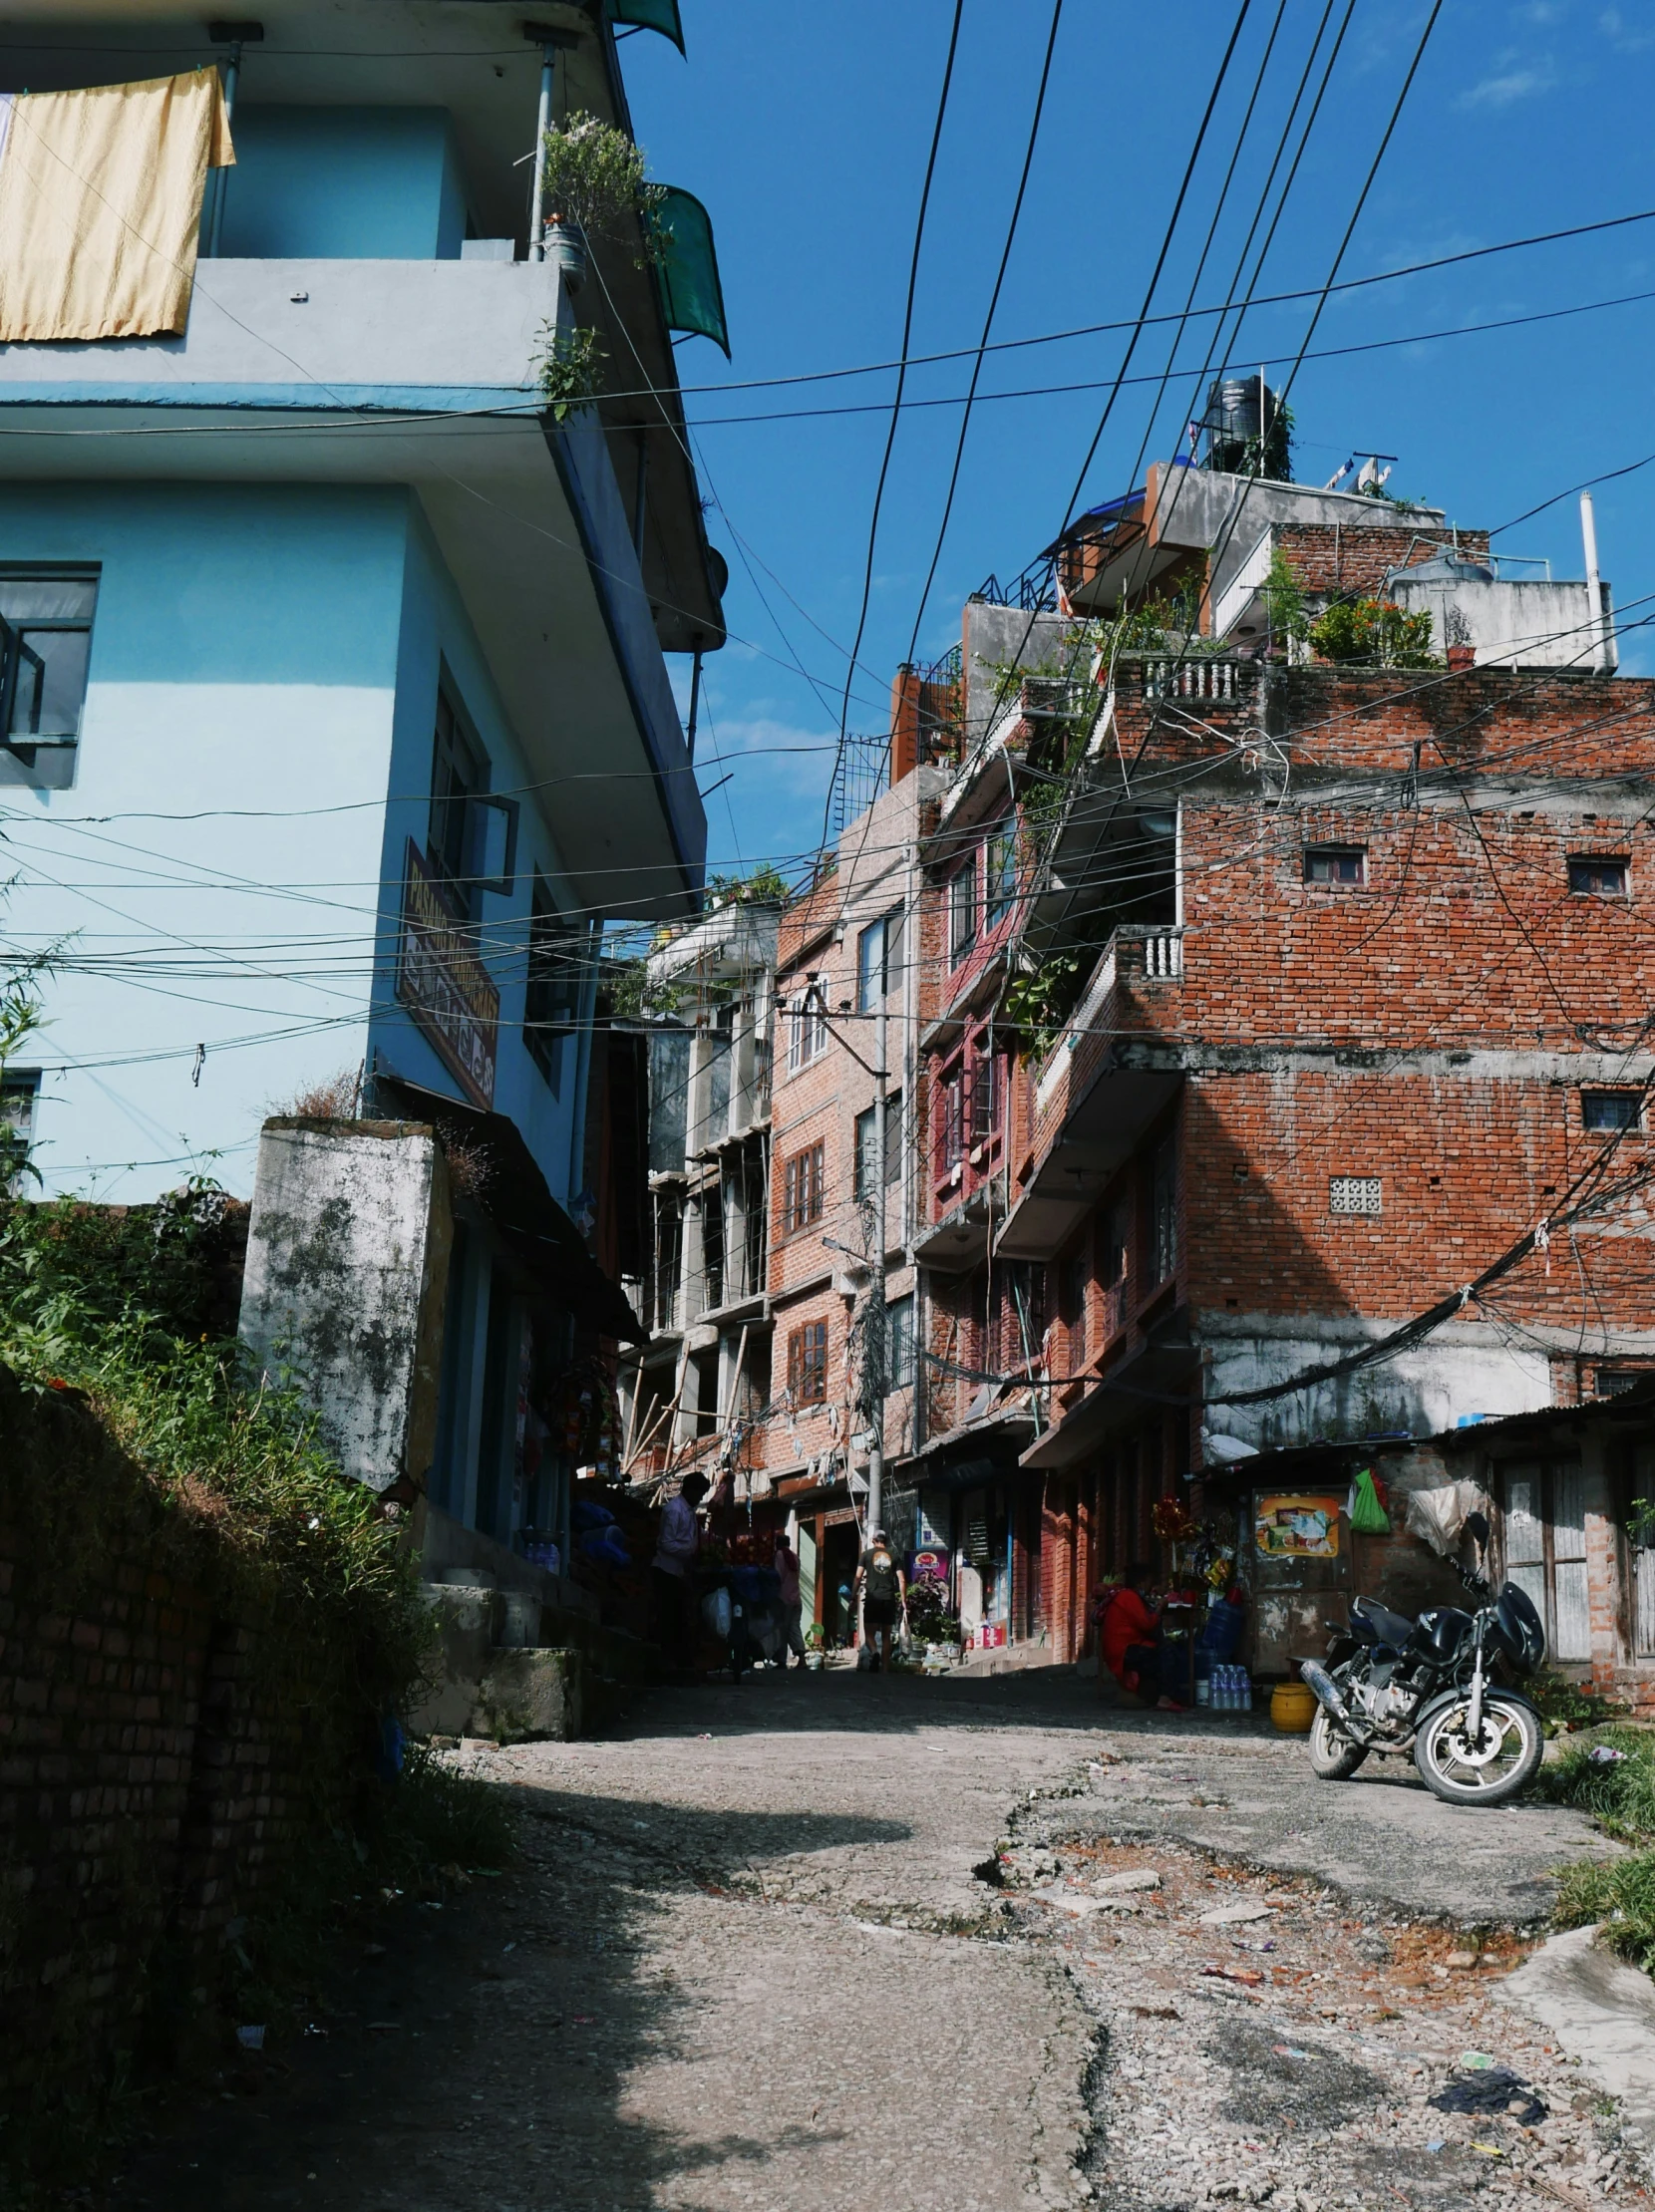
{"left": 1254, "top": 1494, "right": 1342, "bottom": 1558}
{"left": 909, "top": 1546, "right": 949, "bottom": 1586}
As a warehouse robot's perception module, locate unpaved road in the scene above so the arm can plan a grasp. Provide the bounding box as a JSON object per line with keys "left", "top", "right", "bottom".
{"left": 120, "top": 1667, "right": 1642, "bottom": 2212}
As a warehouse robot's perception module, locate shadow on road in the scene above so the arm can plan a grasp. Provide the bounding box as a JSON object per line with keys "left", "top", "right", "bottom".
{"left": 117, "top": 1787, "right": 904, "bottom": 2211}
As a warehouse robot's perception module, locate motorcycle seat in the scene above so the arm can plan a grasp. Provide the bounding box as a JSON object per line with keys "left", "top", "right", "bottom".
{"left": 1351, "top": 1595, "right": 1415, "bottom": 1649}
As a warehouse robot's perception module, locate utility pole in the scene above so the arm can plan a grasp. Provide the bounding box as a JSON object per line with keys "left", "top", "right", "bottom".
{"left": 866, "top": 938, "right": 890, "bottom": 1535}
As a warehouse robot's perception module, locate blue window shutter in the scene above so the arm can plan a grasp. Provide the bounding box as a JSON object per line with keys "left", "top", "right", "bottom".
{"left": 654, "top": 185, "right": 731, "bottom": 357}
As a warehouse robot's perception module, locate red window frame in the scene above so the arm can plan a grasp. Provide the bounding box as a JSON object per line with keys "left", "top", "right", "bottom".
{"left": 788, "top": 1319, "right": 828, "bottom": 1404}
{"left": 931, "top": 1021, "right": 1007, "bottom": 1211}
{"left": 782, "top": 1140, "right": 825, "bottom": 1236}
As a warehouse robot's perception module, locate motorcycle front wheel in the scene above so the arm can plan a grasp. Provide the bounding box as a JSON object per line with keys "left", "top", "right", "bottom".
{"left": 1307, "top": 1706, "right": 1368, "bottom": 1779}
{"left": 1413, "top": 1692, "right": 1543, "bottom": 1806}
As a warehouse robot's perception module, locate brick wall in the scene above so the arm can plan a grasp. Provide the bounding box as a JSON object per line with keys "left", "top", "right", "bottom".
{"left": 0, "top": 1375, "right": 367, "bottom": 2127}
{"left": 1273, "top": 522, "right": 1490, "bottom": 598}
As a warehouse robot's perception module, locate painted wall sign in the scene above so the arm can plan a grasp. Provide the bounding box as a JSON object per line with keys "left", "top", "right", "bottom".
{"left": 397, "top": 839, "right": 499, "bottom": 1107}
{"left": 1254, "top": 1494, "right": 1342, "bottom": 1558}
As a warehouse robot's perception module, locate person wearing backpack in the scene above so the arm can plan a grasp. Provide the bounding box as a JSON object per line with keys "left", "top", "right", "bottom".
{"left": 854, "top": 1527, "right": 906, "bottom": 1673}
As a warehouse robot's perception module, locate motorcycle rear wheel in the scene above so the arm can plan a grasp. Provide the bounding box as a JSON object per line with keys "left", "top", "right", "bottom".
{"left": 1413, "top": 1692, "right": 1542, "bottom": 1806}
{"left": 1307, "top": 1706, "right": 1368, "bottom": 1779}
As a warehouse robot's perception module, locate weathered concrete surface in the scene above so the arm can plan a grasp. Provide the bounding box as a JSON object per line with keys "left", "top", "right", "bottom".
{"left": 1052, "top": 1707, "right": 1618, "bottom": 1924}
{"left": 1499, "top": 1923, "right": 1655, "bottom": 2149}
{"left": 472, "top": 1647, "right": 583, "bottom": 1743}
{"left": 117, "top": 1671, "right": 1633, "bottom": 2212}
{"left": 238, "top": 1117, "right": 450, "bottom": 1491}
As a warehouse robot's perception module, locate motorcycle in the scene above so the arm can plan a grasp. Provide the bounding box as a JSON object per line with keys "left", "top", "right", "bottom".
{"left": 1298, "top": 1511, "right": 1548, "bottom": 1807}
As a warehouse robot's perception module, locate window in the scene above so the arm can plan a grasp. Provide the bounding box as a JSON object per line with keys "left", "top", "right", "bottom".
{"left": 855, "top": 904, "right": 904, "bottom": 1011}
{"left": 853, "top": 1093, "right": 902, "bottom": 1200}
{"left": 1148, "top": 1134, "right": 1177, "bottom": 1286}
{"left": 1500, "top": 1460, "right": 1588, "bottom": 1662}
{"left": 886, "top": 1293, "right": 914, "bottom": 1389}
{"left": 969, "top": 1041, "right": 998, "bottom": 1144}
{"left": 1569, "top": 855, "right": 1628, "bottom": 897}
{"left": 1, "top": 1070, "right": 40, "bottom": 1195}
{"left": 0, "top": 570, "right": 97, "bottom": 781}
{"left": 1060, "top": 1245, "right": 1088, "bottom": 1362}
{"left": 788, "top": 1319, "right": 828, "bottom": 1405}
{"left": 430, "top": 687, "right": 485, "bottom": 913}
{"left": 985, "top": 826, "right": 1018, "bottom": 928}
{"left": 786, "top": 980, "right": 828, "bottom": 1072}
{"left": 524, "top": 872, "right": 580, "bottom": 1093}
{"left": 1304, "top": 845, "right": 1366, "bottom": 885}
{"left": 937, "top": 1061, "right": 966, "bottom": 1174}
{"left": 949, "top": 860, "right": 978, "bottom": 964}
{"left": 782, "top": 1141, "right": 825, "bottom": 1235}
{"left": 1583, "top": 1090, "right": 1643, "bottom": 1134}
{"left": 1330, "top": 1175, "right": 1383, "bottom": 1214}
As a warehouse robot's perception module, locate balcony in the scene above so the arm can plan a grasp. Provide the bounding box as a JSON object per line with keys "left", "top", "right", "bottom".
{"left": 997, "top": 926, "right": 1185, "bottom": 1261}
{"left": 0, "top": 256, "right": 704, "bottom": 916}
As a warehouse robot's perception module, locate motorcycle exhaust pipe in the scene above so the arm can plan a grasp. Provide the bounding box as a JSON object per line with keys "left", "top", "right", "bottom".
{"left": 1299, "top": 1659, "right": 1356, "bottom": 1731}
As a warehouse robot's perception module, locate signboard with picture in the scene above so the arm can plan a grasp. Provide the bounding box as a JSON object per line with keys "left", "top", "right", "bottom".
{"left": 1254, "top": 1494, "right": 1342, "bottom": 1558}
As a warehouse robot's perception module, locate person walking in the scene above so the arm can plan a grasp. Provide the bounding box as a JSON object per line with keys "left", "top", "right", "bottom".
{"left": 652, "top": 1470, "right": 708, "bottom": 1674}
{"left": 773, "top": 1530, "right": 809, "bottom": 1669}
{"left": 854, "top": 1526, "right": 906, "bottom": 1673}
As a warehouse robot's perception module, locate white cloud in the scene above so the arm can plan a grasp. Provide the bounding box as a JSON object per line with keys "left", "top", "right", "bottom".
{"left": 1600, "top": 6, "right": 1655, "bottom": 50}
{"left": 1458, "top": 56, "right": 1557, "bottom": 108}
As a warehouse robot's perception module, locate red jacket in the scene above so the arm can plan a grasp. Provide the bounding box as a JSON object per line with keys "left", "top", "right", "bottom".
{"left": 1101, "top": 1587, "right": 1158, "bottom": 1679}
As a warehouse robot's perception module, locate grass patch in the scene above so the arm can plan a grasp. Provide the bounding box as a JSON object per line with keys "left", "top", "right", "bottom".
{"left": 1540, "top": 1726, "right": 1655, "bottom": 1972}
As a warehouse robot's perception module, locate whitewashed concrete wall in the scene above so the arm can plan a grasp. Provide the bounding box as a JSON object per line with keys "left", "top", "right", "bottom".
{"left": 238, "top": 1117, "right": 451, "bottom": 1491}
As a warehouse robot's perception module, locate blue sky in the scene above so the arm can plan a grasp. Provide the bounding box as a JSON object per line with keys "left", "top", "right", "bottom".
{"left": 617, "top": 0, "right": 1655, "bottom": 880}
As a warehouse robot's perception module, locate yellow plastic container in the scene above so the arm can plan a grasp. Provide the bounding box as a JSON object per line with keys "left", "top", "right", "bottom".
{"left": 1270, "top": 1679, "right": 1318, "bottom": 1736}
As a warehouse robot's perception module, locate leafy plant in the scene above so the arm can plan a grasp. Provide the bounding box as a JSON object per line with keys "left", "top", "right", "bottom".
{"left": 540, "top": 111, "right": 667, "bottom": 259}
{"left": 536, "top": 323, "right": 606, "bottom": 422}
{"left": 1002, "top": 947, "right": 1086, "bottom": 1066}
{"left": 706, "top": 863, "right": 791, "bottom": 908}
{"left": 1308, "top": 596, "right": 1437, "bottom": 669}
{"left": 1260, "top": 546, "right": 1309, "bottom": 646}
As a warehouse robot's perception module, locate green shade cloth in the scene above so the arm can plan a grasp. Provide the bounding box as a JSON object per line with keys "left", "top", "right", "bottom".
{"left": 606, "top": 0, "right": 686, "bottom": 55}
{"left": 654, "top": 185, "right": 730, "bottom": 356}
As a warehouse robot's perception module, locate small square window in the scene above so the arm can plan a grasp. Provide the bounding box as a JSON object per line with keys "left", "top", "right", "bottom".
{"left": 1583, "top": 1090, "right": 1642, "bottom": 1134}
{"left": 1330, "top": 1175, "right": 1382, "bottom": 1215}
{"left": 1569, "top": 855, "right": 1628, "bottom": 897}
{"left": 1304, "top": 845, "right": 1366, "bottom": 885}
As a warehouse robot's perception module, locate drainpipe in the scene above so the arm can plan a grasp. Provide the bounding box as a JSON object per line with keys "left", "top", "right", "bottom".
{"left": 204, "top": 20, "right": 261, "bottom": 258}
{"left": 685, "top": 642, "right": 704, "bottom": 763}
{"left": 1580, "top": 493, "right": 1612, "bottom": 674}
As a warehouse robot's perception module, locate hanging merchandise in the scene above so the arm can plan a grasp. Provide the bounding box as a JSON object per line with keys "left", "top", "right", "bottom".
{"left": 1349, "top": 1466, "right": 1392, "bottom": 1535}
{"left": 1152, "top": 1497, "right": 1197, "bottom": 1544}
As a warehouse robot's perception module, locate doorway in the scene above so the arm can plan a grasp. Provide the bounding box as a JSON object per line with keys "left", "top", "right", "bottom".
{"left": 822, "top": 1519, "right": 860, "bottom": 1647}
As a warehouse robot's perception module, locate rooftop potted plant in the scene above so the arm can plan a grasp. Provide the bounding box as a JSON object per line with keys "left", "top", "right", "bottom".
{"left": 539, "top": 111, "right": 668, "bottom": 291}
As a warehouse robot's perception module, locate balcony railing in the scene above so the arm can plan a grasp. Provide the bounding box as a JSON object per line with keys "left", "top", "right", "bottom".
{"left": 1138, "top": 657, "right": 1250, "bottom": 701}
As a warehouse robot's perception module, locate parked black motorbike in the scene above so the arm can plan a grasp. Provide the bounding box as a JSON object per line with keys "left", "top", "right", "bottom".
{"left": 1299, "top": 1512, "right": 1548, "bottom": 1806}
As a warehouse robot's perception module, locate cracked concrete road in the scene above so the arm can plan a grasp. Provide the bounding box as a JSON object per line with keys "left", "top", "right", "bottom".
{"left": 119, "top": 1669, "right": 1623, "bottom": 2212}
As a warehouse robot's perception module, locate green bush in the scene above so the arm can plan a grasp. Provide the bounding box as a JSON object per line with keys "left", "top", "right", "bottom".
{"left": 1308, "top": 596, "right": 1437, "bottom": 668}
{"left": 1540, "top": 1727, "right": 1655, "bottom": 1973}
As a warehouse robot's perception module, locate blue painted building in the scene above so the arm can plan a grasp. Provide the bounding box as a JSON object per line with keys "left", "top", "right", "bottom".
{"left": 0, "top": 1, "right": 725, "bottom": 1552}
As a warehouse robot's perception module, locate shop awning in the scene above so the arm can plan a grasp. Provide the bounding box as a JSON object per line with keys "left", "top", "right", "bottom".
{"left": 655, "top": 186, "right": 730, "bottom": 357}
{"left": 375, "top": 1074, "right": 645, "bottom": 1344}
{"left": 607, "top": 0, "right": 686, "bottom": 54}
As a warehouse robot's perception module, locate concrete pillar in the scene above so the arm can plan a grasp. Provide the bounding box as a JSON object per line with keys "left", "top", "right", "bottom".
{"left": 238, "top": 1118, "right": 452, "bottom": 1493}
{"left": 1582, "top": 1423, "right": 1623, "bottom": 1697}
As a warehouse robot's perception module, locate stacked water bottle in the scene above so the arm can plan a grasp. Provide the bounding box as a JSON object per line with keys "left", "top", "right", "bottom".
{"left": 1209, "top": 1663, "right": 1254, "bottom": 1712}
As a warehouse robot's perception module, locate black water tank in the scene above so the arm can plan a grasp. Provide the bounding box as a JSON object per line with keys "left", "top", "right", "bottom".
{"left": 1203, "top": 375, "right": 1286, "bottom": 476}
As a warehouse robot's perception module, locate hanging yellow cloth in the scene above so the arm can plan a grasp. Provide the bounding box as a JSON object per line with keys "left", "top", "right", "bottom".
{"left": 0, "top": 69, "right": 234, "bottom": 343}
